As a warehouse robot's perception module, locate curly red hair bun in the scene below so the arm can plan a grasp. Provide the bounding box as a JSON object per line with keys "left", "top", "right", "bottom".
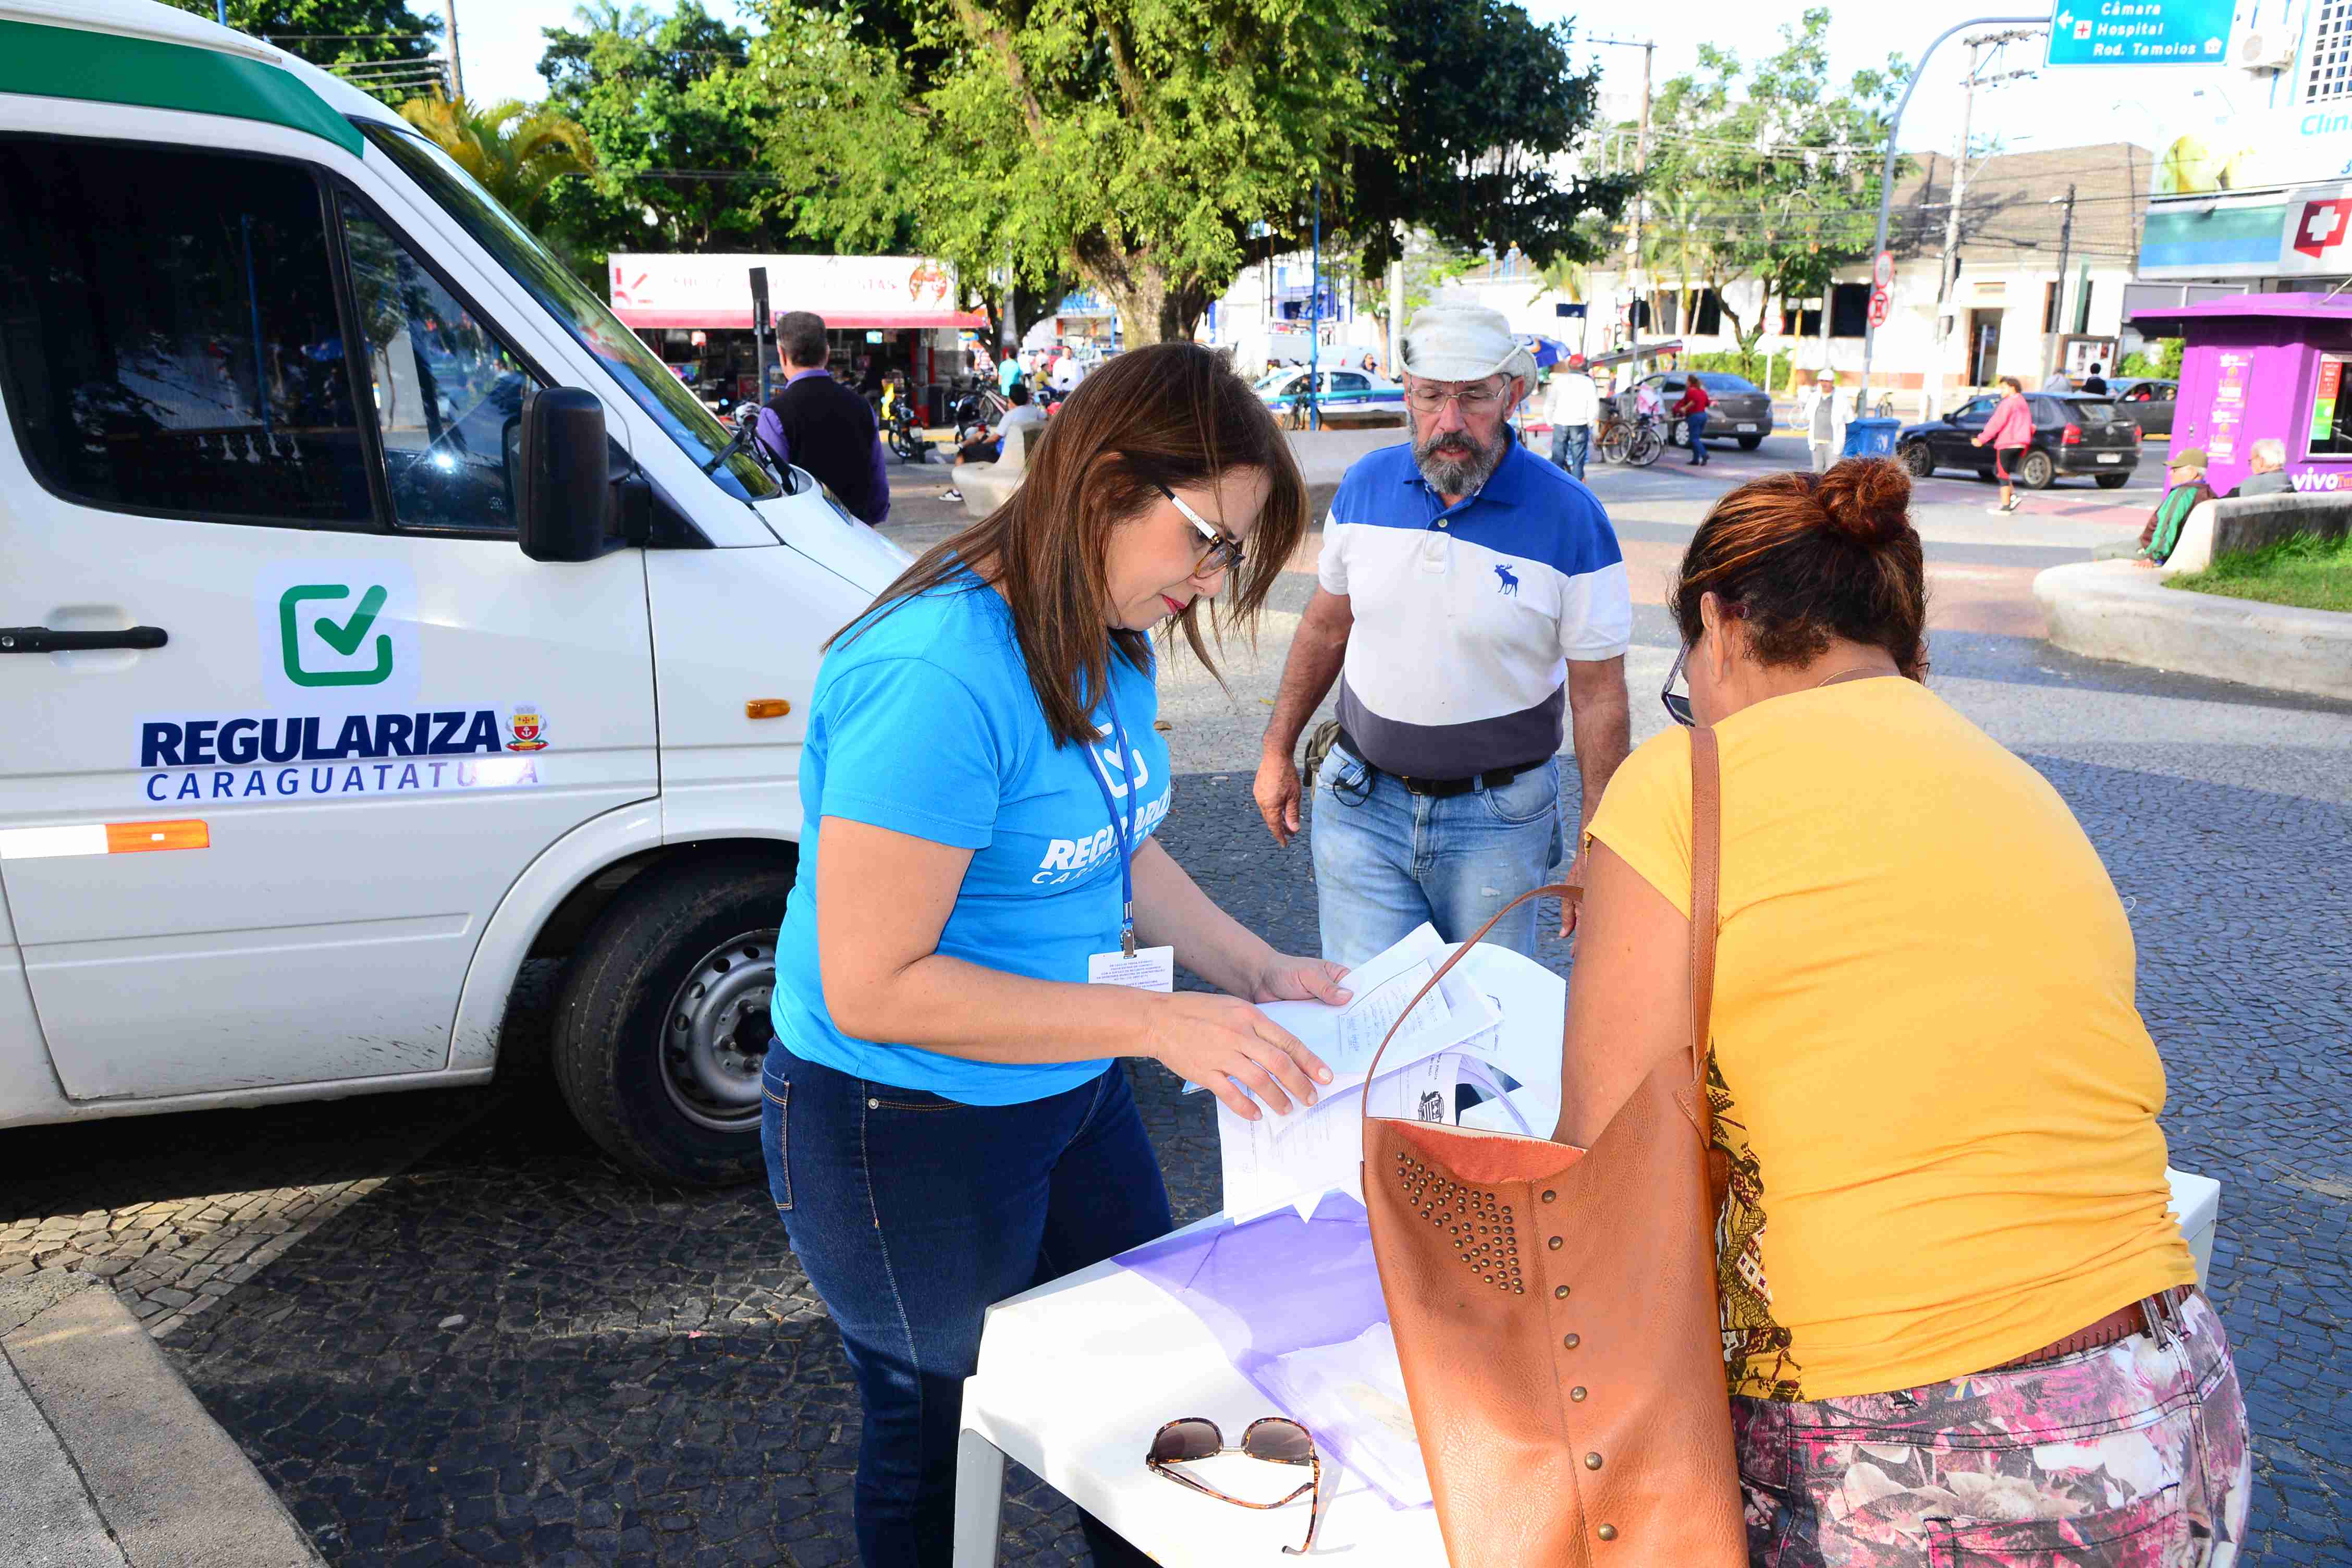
{"left": 1814, "top": 456, "right": 1913, "bottom": 548}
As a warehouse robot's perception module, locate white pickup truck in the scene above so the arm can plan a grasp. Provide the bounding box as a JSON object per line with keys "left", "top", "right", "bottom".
{"left": 0, "top": 0, "right": 905, "bottom": 1182}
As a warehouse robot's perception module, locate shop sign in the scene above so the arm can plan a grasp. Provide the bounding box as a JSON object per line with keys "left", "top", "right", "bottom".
{"left": 2152, "top": 105, "right": 2352, "bottom": 197}
{"left": 2208, "top": 349, "right": 2253, "bottom": 463}
{"left": 2310, "top": 356, "right": 2346, "bottom": 447}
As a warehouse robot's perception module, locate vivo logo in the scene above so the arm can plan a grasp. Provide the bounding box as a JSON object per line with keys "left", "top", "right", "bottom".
{"left": 2290, "top": 470, "right": 2342, "bottom": 492}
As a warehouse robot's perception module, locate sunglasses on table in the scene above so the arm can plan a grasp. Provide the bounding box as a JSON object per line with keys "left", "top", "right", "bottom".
{"left": 1662, "top": 644, "right": 1695, "bottom": 727}
{"left": 1155, "top": 483, "right": 1248, "bottom": 576}
{"left": 1146, "top": 1415, "right": 1323, "bottom": 1554}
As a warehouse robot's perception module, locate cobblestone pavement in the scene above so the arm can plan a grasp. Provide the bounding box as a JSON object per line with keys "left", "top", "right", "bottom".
{"left": 8, "top": 458, "right": 2348, "bottom": 1564}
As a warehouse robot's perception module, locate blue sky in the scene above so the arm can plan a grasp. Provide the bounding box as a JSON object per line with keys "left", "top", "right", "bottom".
{"left": 435, "top": 1, "right": 2283, "bottom": 162}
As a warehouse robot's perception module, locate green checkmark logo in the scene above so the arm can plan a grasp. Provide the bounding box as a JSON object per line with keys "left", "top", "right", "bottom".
{"left": 280, "top": 584, "right": 394, "bottom": 687}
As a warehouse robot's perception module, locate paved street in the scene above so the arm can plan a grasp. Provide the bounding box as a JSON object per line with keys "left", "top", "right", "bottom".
{"left": 6, "top": 435, "right": 2347, "bottom": 1566}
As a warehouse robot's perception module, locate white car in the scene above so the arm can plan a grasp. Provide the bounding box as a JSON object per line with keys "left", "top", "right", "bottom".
{"left": 0, "top": 0, "right": 908, "bottom": 1184}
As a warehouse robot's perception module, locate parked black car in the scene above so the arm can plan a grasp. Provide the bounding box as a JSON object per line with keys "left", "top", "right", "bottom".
{"left": 2107, "top": 376, "right": 2177, "bottom": 438}
{"left": 1896, "top": 393, "right": 2141, "bottom": 489}
{"left": 1636, "top": 371, "right": 1774, "bottom": 450}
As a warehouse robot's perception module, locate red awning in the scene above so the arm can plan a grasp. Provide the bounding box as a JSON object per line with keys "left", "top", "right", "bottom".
{"left": 613, "top": 306, "right": 985, "bottom": 331}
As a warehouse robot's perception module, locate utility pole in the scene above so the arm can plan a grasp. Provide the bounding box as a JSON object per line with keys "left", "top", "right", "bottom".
{"left": 1933, "top": 39, "right": 1982, "bottom": 359}
{"left": 2042, "top": 184, "right": 2076, "bottom": 386}
{"left": 443, "top": 1, "right": 464, "bottom": 100}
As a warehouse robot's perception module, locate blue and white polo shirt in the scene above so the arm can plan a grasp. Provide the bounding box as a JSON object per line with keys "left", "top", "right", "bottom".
{"left": 1319, "top": 439, "right": 1631, "bottom": 779}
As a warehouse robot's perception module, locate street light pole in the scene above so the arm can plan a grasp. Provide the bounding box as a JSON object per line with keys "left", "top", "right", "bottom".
{"left": 1588, "top": 35, "right": 1655, "bottom": 372}
{"left": 1858, "top": 15, "right": 2047, "bottom": 410}
{"left": 1309, "top": 181, "right": 1322, "bottom": 432}
{"left": 443, "top": 1, "right": 464, "bottom": 100}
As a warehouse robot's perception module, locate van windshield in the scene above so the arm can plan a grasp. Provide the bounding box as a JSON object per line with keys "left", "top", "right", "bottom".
{"left": 360, "top": 124, "right": 780, "bottom": 503}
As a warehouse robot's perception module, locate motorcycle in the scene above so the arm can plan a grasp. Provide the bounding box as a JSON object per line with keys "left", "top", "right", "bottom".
{"left": 878, "top": 383, "right": 931, "bottom": 463}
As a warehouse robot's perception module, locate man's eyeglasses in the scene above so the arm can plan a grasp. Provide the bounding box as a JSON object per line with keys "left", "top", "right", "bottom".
{"left": 1158, "top": 484, "right": 1247, "bottom": 574}
{"left": 1403, "top": 377, "right": 1506, "bottom": 412}
{"left": 1662, "top": 645, "right": 1695, "bottom": 727}
{"left": 1146, "top": 1415, "right": 1322, "bottom": 1555}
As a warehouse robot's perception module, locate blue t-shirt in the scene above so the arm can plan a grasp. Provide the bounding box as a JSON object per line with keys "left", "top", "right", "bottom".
{"left": 768, "top": 574, "right": 1173, "bottom": 1104}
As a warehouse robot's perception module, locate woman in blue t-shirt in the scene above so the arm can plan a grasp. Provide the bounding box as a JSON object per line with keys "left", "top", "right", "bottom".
{"left": 765, "top": 342, "right": 1346, "bottom": 1567}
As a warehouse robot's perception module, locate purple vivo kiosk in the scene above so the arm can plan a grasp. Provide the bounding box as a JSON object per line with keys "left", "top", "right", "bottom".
{"left": 2129, "top": 293, "right": 2352, "bottom": 498}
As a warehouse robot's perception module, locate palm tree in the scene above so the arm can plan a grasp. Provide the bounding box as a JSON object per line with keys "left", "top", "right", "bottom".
{"left": 395, "top": 96, "right": 597, "bottom": 229}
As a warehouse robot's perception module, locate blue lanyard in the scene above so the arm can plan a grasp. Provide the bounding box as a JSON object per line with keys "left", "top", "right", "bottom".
{"left": 1084, "top": 680, "right": 1138, "bottom": 958}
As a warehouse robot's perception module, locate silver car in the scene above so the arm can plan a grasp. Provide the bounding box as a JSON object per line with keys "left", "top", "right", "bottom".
{"left": 1639, "top": 371, "right": 1775, "bottom": 451}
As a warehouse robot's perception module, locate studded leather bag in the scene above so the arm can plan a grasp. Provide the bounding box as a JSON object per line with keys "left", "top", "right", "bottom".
{"left": 1358, "top": 727, "right": 1744, "bottom": 1566}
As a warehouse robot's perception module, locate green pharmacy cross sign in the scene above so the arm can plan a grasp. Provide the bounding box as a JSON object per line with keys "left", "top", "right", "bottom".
{"left": 2047, "top": 0, "right": 2235, "bottom": 65}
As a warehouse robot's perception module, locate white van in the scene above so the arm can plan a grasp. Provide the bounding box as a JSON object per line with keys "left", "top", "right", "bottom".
{"left": 0, "top": 1, "right": 907, "bottom": 1182}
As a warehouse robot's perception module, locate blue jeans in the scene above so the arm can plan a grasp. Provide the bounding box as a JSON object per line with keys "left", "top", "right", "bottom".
{"left": 1548, "top": 422, "right": 1590, "bottom": 480}
{"left": 1685, "top": 408, "right": 1710, "bottom": 461}
{"left": 763, "top": 1038, "right": 1170, "bottom": 1567}
{"left": 1308, "top": 743, "right": 1564, "bottom": 967}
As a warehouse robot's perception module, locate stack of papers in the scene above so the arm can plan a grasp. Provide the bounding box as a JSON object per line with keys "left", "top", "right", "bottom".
{"left": 1214, "top": 925, "right": 1568, "bottom": 1221}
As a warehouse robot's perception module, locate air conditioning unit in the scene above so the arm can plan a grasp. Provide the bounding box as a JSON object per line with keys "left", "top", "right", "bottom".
{"left": 2233, "top": 28, "right": 2295, "bottom": 72}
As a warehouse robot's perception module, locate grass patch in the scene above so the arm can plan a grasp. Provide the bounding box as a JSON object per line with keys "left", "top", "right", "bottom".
{"left": 2166, "top": 531, "right": 2352, "bottom": 614}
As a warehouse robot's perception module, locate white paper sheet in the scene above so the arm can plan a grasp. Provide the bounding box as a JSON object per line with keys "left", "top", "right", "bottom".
{"left": 1218, "top": 1054, "right": 1460, "bottom": 1223}
{"left": 1255, "top": 1322, "right": 1433, "bottom": 1509}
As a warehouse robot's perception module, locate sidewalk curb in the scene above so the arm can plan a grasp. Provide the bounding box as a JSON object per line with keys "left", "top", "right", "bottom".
{"left": 1, "top": 1275, "right": 321, "bottom": 1567}
{"left": 2034, "top": 559, "right": 2352, "bottom": 702}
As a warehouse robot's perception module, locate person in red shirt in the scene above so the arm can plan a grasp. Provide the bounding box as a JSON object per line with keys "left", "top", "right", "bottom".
{"left": 1672, "top": 376, "right": 1713, "bottom": 466}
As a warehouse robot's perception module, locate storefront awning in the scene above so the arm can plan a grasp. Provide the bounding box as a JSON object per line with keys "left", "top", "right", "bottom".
{"left": 613, "top": 306, "right": 985, "bottom": 332}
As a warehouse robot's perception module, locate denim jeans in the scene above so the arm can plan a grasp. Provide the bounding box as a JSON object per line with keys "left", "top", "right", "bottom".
{"left": 763, "top": 1038, "right": 1171, "bottom": 1567}
{"left": 1548, "top": 422, "right": 1590, "bottom": 480}
{"left": 1308, "top": 742, "right": 1564, "bottom": 967}
{"left": 1685, "top": 408, "right": 1711, "bottom": 461}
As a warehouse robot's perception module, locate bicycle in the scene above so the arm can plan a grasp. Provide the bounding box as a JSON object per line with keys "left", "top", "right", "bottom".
{"left": 1596, "top": 411, "right": 1665, "bottom": 467}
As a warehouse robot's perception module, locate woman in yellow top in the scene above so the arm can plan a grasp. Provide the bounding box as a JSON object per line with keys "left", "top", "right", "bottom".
{"left": 1566, "top": 459, "right": 2250, "bottom": 1566}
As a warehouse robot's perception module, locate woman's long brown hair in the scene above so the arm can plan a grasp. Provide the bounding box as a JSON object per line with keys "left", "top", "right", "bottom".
{"left": 832, "top": 341, "right": 1308, "bottom": 749}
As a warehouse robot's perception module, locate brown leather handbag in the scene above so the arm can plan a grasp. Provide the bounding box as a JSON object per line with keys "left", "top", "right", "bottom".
{"left": 1358, "top": 727, "right": 1744, "bottom": 1566}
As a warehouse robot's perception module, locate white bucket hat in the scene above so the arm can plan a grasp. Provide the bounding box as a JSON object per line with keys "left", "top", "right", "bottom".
{"left": 1400, "top": 301, "right": 1535, "bottom": 387}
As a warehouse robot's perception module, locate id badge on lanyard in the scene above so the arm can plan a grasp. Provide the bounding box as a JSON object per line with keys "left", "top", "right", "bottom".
{"left": 1084, "top": 682, "right": 1173, "bottom": 992}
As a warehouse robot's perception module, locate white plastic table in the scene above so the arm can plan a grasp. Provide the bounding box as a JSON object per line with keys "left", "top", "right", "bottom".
{"left": 952, "top": 1172, "right": 2222, "bottom": 1567}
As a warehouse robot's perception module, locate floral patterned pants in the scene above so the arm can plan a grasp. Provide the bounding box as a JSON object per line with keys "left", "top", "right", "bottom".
{"left": 1733, "top": 1291, "right": 2252, "bottom": 1566}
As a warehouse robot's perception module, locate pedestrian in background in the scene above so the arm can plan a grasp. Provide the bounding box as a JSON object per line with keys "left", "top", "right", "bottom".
{"left": 2098, "top": 448, "right": 2213, "bottom": 566}
{"left": 1674, "top": 373, "right": 1713, "bottom": 465}
{"left": 766, "top": 343, "right": 1348, "bottom": 1568}
{"left": 2041, "top": 367, "right": 2074, "bottom": 392}
{"left": 2082, "top": 361, "right": 2110, "bottom": 395}
{"left": 1253, "top": 301, "right": 1632, "bottom": 963}
{"left": 997, "top": 350, "right": 1022, "bottom": 398}
{"left": 1798, "top": 370, "right": 1848, "bottom": 475}
{"left": 1572, "top": 457, "right": 2246, "bottom": 1565}
{"left": 755, "top": 310, "right": 891, "bottom": 525}
{"left": 1545, "top": 351, "right": 1599, "bottom": 480}
{"left": 2227, "top": 437, "right": 2291, "bottom": 497}
{"left": 1971, "top": 374, "right": 2034, "bottom": 516}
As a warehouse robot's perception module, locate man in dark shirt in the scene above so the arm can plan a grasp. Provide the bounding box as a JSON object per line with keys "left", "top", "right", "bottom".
{"left": 753, "top": 310, "right": 891, "bottom": 524}
{"left": 2081, "top": 362, "right": 2110, "bottom": 395}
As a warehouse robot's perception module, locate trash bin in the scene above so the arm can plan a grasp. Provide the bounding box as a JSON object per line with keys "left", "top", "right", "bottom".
{"left": 1843, "top": 416, "right": 1900, "bottom": 458}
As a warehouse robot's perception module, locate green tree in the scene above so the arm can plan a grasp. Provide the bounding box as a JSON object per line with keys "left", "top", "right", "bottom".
{"left": 164, "top": 0, "right": 441, "bottom": 101}
{"left": 538, "top": 2, "right": 810, "bottom": 260}
{"left": 741, "top": 0, "right": 1383, "bottom": 345}
{"left": 1639, "top": 8, "right": 1905, "bottom": 350}
{"left": 1333, "top": 0, "right": 1635, "bottom": 283}
{"left": 394, "top": 97, "right": 598, "bottom": 231}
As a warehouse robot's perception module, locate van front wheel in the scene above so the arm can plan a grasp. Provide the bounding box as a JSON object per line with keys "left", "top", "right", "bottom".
{"left": 552, "top": 858, "right": 796, "bottom": 1186}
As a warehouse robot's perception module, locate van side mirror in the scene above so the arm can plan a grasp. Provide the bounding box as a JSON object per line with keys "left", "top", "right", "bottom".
{"left": 518, "top": 387, "right": 618, "bottom": 562}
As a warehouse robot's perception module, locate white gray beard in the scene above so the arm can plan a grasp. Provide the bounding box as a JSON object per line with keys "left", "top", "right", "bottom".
{"left": 1414, "top": 428, "right": 1504, "bottom": 494}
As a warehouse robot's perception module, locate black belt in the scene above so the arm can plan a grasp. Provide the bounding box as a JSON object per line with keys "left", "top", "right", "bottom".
{"left": 1336, "top": 728, "right": 1547, "bottom": 799}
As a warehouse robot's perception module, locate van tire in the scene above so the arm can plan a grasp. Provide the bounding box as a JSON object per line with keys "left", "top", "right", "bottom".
{"left": 550, "top": 858, "right": 796, "bottom": 1186}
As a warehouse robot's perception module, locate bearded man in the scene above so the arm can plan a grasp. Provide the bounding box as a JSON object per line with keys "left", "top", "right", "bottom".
{"left": 1253, "top": 302, "right": 1632, "bottom": 963}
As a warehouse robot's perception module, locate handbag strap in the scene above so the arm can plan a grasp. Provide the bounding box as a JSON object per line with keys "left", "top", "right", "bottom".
{"left": 1355, "top": 727, "right": 1725, "bottom": 1156}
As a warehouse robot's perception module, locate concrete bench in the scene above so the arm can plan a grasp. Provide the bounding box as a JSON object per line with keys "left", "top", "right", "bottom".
{"left": 2157, "top": 490, "right": 2352, "bottom": 575}
{"left": 957, "top": 423, "right": 1038, "bottom": 518}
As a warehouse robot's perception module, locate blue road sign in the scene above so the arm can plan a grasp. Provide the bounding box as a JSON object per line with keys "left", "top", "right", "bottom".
{"left": 1554, "top": 302, "right": 1588, "bottom": 318}
{"left": 2045, "top": 0, "right": 2234, "bottom": 66}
